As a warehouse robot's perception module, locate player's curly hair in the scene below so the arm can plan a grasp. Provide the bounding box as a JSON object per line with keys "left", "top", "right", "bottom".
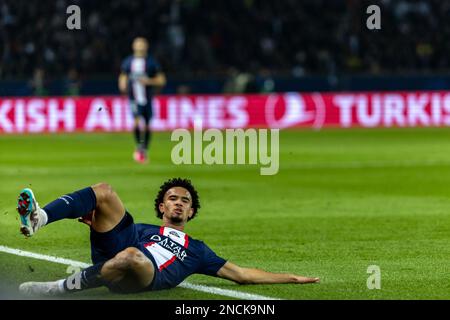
{"left": 154, "top": 178, "right": 200, "bottom": 221}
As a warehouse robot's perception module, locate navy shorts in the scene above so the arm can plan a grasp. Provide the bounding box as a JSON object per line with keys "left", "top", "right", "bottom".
{"left": 130, "top": 101, "right": 153, "bottom": 123}
{"left": 90, "top": 212, "right": 139, "bottom": 264}
{"left": 89, "top": 212, "right": 159, "bottom": 292}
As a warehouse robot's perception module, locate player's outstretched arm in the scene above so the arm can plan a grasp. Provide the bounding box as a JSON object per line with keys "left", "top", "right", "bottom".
{"left": 216, "top": 261, "right": 320, "bottom": 285}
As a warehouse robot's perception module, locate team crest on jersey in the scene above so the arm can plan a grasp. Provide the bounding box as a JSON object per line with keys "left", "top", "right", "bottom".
{"left": 169, "top": 230, "right": 180, "bottom": 238}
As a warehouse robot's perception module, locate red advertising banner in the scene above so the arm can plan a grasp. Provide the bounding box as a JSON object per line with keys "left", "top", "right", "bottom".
{"left": 1, "top": 91, "right": 450, "bottom": 133}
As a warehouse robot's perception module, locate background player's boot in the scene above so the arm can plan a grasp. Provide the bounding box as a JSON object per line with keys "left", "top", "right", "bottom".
{"left": 134, "top": 146, "right": 147, "bottom": 164}
{"left": 17, "top": 188, "right": 46, "bottom": 237}
{"left": 19, "top": 281, "right": 64, "bottom": 296}
{"left": 140, "top": 148, "right": 149, "bottom": 164}
{"left": 133, "top": 148, "right": 141, "bottom": 162}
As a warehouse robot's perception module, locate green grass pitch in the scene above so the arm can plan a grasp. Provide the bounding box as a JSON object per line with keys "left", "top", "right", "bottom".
{"left": 1, "top": 128, "right": 450, "bottom": 299}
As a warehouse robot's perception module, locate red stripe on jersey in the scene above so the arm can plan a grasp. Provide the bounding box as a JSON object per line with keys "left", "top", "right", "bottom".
{"left": 184, "top": 234, "right": 189, "bottom": 248}
{"left": 159, "top": 226, "right": 165, "bottom": 235}
{"left": 158, "top": 255, "right": 176, "bottom": 271}
{"left": 143, "top": 241, "right": 155, "bottom": 248}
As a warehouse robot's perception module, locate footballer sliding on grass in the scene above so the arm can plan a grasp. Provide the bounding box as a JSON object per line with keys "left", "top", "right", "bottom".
{"left": 16, "top": 178, "right": 319, "bottom": 296}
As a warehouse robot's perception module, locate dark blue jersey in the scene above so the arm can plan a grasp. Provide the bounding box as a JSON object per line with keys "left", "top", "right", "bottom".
{"left": 135, "top": 224, "right": 227, "bottom": 291}
{"left": 121, "top": 55, "right": 161, "bottom": 106}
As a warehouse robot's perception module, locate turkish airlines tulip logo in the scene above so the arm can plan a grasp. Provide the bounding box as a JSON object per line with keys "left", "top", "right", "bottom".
{"left": 265, "top": 93, "right": 325, "bottom": 129}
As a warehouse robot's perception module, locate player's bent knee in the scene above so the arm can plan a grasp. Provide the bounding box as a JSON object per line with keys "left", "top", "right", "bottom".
{"left": 106, "top": 247, "right": 154, "bottom": 293}
{"left": 92, "top": 182, "right": 116, "bottom": 204}
{"left": 115, "top": 247, "right": 148, "bottom": 270}
{"left": 121, "top": 247, "right": 141, "bottom": 258}
{"left": 126, "top": 248, "right": 149, "bottom": 269}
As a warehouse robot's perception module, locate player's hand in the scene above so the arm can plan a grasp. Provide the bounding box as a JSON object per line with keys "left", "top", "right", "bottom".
{"left": 293, "top": 276, "right": 320, "bottom": 284}
{"left": 138, "top": 76, "right": 151, "bottom": 85}
{"left": 119, "top": 84, "right": 127, "bottom": 94}
{"left": 78, "top": 210, "right": 94, "bottom": 226}
{"left": 118, "top": 73, "right": 128, "bottom": 93}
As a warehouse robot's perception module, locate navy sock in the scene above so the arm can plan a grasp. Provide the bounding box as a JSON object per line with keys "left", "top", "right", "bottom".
{"left": 44, "top": 187, "right": 97, "bottom": 224}
{"left": 134, "top": 126, "right": 141, "bottom": 146}
{"left": 143, "top": 129, "right": 151, "bottom": 150}
{"left": 63, "top": 262, "right": 105, "bottom": 292}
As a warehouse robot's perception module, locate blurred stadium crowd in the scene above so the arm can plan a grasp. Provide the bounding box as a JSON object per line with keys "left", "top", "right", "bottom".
{"left": 0, "top": 0, "right": 447, "bottom": 82}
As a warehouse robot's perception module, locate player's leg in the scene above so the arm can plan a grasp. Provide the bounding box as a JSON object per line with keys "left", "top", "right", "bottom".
{"left": 90, "top": 182, "right": 126, "bottom": 233}
{"left": 100, "top": 247, "right": 155, "bottom": 293}
{"left": 134, "top": 104, "right": 150, "bottom": 163}
{"left": 17, "top": 186, "right": 97, "bottom": 237}
{"left": 17, "top": 182, "right": 125, "bottom": 236}
{"left": 133, "top": 116, "right": 141, "bottom": 144}
{"left": 133, "top": 115, "right": 142, "bottom": 160}
{"left": 141, "top": 102, "right": 153, "bottom": 161}
{"left": 131, "top": 101, "right": 143, "bottom": 162}
{"left": 19, "top": 247, "right": 155, "bottom": 296}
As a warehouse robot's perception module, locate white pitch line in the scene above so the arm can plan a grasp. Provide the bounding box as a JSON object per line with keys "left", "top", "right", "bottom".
{"left": 0, "top": 245, "right": 90, "bottom": 268}
{"left": 178, "top": 282, "right": 279, "bottom": 300}
{"left": 0, "top": 245, "right": 279, "bottom": 300}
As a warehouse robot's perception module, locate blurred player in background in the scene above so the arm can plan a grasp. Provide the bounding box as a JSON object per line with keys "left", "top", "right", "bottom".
{"left": 118, "top": 37, "right": 166, "bottom": 164}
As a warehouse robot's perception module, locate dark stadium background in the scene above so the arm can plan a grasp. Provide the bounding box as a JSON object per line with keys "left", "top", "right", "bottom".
{"left": 1, "top": 0, "right": 448, "bottom": 95}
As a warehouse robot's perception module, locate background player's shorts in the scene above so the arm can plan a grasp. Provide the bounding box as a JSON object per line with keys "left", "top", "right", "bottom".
{"left": 130, "top": 100, "right": 153, "bottom": 123}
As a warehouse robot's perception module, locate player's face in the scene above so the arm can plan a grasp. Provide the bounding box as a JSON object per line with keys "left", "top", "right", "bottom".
{"left": 159, "top": 187, "right": 194, "bottom": 224}
{"left": 132, "top": 38, "right": 149, "bottom": 56}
